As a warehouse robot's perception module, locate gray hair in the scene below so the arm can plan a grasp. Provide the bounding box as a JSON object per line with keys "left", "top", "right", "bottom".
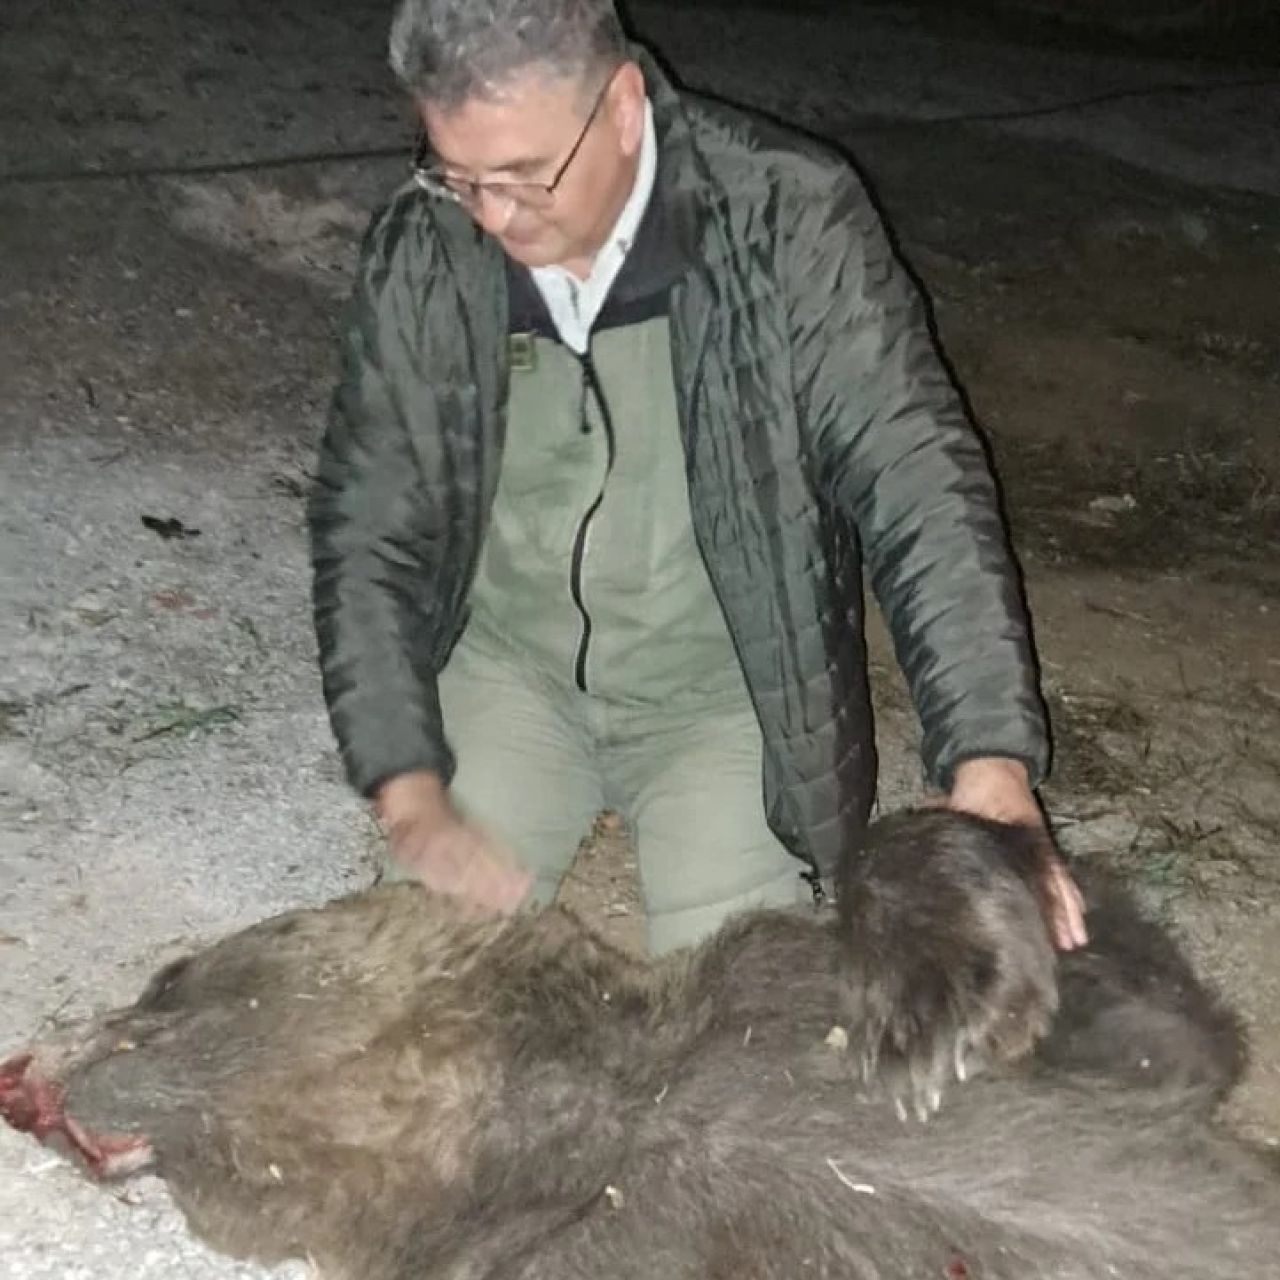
{"left": 389, "top": 0, "right": 627, "bottom": 107}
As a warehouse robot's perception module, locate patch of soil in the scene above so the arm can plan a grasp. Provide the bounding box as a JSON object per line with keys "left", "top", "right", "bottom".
{"left": 837, "top": 125, "right": 1280, "bottom": 589}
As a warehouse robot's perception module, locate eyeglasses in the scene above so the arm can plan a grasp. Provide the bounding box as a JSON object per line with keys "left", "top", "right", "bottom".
{"left": 412, "top": 71, "right": 616, "bottom": 211}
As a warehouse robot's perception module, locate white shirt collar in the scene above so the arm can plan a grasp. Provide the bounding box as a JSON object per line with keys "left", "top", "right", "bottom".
{"left": 529, "top": 98, "right": 658, "bottom": 355}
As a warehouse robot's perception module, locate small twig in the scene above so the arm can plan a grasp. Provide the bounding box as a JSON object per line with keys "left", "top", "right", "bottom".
{"left": 827, "top": 1159, "right": 876, "bottom": 1195}
{"left": 234, "top": 615, "right": 268, "bottom": 656}
{"left": 132, "top": 704, "right": 241, "bottom": 742}
{"left": 35, "top": 992, "right": 78, "bottom": 1037}
{"left": 1082, "top": 599, "right": 1153, "bottom": 626}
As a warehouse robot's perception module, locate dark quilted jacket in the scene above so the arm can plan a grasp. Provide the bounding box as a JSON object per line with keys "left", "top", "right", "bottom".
{"left": 308, "top": 52, "right": 1049, "bottom": 880}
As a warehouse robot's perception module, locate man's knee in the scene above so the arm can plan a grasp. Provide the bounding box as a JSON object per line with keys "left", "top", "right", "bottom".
{"left": 437, "top": 637, "right": 602, "bottom": 890}
{"left": 635, "top": 789, "right": 807, "bottom": 953}
{"left": 644, "top": 865, "right": 806, "bottom": 954}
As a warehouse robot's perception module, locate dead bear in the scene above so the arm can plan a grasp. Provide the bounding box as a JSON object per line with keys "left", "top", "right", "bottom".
{"left": 1, "top": 809, "right": 1274, "bottom": 1280}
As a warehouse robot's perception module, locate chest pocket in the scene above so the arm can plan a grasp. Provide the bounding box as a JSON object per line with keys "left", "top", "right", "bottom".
{"left": 498, "top": 339, "right": 609, "bottom": 559}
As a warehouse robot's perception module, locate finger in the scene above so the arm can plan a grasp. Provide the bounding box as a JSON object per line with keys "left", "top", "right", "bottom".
{"left": 1064, "top": 875, "right": 1089, "bottom": 948}
{"left": 1055, "top": 864, "right": 1088, "bottom": 948}
{"left": 468, "top": 829, "right": 534, "bottom": 914}
{"left": 410, "top": 833, "right": 493, "bottom": 906}
{"left": 461, "top": 848, "right": 526, "bottom": 910}
{"left": 455, "top": 838, "right": 532, "bottom": 916}
{"left": 1047, "top": 863, "right": 1088, "bottom": 951}
{"left": 451, "top": 848, "right": 506, "bottom": 912}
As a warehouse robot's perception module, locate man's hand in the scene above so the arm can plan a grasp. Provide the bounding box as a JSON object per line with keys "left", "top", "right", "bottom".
{"left": 945, "top": 757, "right": 1088, "bottom": 952}
{"left": 374, "top": 771, "right": 533, "bottom": 917}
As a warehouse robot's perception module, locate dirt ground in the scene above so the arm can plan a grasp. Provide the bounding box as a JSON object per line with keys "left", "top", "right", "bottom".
{"left": 1, "top": 1, "right": 1279, "bottom": 1274}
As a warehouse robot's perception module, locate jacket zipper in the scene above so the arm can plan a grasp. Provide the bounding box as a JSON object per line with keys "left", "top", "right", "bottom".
{"left": 568, "top": 344, "right": 617, "bottom": 693}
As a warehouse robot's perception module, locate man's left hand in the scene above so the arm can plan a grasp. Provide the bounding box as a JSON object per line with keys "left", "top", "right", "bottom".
{"left": 946, "top": 757, "right": 1088, "bottom": 952}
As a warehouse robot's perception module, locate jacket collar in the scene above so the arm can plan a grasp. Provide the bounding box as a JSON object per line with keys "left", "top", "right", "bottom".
{"left": 633, "top": 44, "right": 706, "bottom": 274}
{"left": 506, "top": 45, "right": 706, "bottom": 336}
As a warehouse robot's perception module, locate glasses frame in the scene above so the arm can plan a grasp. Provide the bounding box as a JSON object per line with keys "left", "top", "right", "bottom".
{"left": 412, "top": 70, "right": 616, "bottom": 210}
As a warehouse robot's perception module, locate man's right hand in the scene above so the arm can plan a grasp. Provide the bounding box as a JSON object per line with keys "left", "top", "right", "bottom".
{"left": 374, "top": 771, "right": 533, "bottom": 917}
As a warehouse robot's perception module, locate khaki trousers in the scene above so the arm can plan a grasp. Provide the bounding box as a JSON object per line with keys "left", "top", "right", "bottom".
{"left": 387, "top": 629, "right": 806, "bottom": 955}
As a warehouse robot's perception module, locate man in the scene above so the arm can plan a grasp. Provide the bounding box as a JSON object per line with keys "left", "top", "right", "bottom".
{"left": 309, "top": 0, "right": 1087, "bottom": 954}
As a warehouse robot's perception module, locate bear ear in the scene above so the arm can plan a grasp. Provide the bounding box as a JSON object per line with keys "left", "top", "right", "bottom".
{"left": 1037, "top": 868, "right": 1245, "bottom": 1106}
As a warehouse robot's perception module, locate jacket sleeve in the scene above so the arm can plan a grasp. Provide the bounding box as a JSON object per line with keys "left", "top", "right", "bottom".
{"left": 307, "top": 206, "right": 456, "bottom": 798}
{"left": 784, "top": 163, "right": 1049, "bottom": 791}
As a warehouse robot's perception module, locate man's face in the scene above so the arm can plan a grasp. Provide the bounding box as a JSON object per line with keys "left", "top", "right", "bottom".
{"left": 418, "top": 62, "right": 646, "bottom": 272}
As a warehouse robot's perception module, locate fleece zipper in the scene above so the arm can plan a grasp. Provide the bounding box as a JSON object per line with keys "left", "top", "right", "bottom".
{"left": 568, "top": 344, "right": 617, "bottom": 693}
